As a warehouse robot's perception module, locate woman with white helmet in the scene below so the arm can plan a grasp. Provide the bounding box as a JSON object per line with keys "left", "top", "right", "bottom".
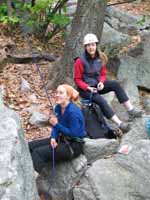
{"left": 74, "top": 33, "right": 142, "bottom": 133}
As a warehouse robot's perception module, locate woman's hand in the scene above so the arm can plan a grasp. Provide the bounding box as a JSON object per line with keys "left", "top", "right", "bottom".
{"left": 97, "top": 82, "right": 104, "bottom": 91}
{"left": 87, "top": 86, "right": 98, "bottom": 93}
{"left": 50, "top": 138, "right": 58, "bottom": 148}
{"left": 49, "top": 114, "right": 58, "bottom": 126}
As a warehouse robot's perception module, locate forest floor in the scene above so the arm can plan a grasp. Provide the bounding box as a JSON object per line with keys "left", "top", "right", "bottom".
{"left": 0, "top": 1, "right": 150, "bottom": 141}
{"left": 109, "top": 0, "right": 150, "bottom": 15}
{"left": 0, "top": 32, "right": 64, "bottom": 140}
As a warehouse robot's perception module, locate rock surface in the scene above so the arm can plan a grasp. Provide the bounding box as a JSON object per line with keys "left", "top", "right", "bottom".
{"left": 0, "top": 95, "right": 39, "bottom": 200}
{"left": 73, "top": 117, "right": 150, "bottom": 200}
{"left": 84, "top": 138, "right": 119, "bottom": 163}
{"left": 36, "top": 155, "right": 87, "bottom": 200}
{"left": 29, "top": 112, "right": 49, "bottom": 127}
{"left": 118, "top": 35, "right": 150, "bottom": 104}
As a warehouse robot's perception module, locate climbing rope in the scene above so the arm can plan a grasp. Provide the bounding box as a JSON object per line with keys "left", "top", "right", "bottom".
{"left": 12, "top": 2, "right": 56, "bottom": 196}
{"left": 11, "top": 1, "right": 54, "bottom": 111}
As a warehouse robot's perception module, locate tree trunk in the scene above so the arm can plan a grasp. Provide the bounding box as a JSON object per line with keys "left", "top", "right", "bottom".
{"left": 7, "top": 0, "right": 13, "bottom": 16}
{"left": 48, "top": 0, "right": 107, "bottom": 88}
{"left": 31, "top": 0, "right": 35, "bottom": 6}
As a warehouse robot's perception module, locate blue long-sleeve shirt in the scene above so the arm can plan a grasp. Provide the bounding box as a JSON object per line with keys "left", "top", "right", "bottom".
{"left": 51, "top": 102, "right": 85, "bottom": 139}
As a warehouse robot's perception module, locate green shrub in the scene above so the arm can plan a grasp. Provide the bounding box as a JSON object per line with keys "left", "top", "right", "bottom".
{"left": 0, "top": 0, "right": 70, "bottom": 39}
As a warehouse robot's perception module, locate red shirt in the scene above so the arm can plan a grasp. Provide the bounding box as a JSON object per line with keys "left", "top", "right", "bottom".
{"left": 74, "top": 58, "right": 107, "bottom": 91}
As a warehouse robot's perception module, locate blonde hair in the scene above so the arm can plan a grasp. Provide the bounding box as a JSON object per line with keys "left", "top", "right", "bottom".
{"left": 98, "top": 49, "right": 108, "bottom": 66}
{"left": 59, "top": 84, "right": 82, "bottom": 107}
{"left": 59, "top": 84, "right": 78, "bottom": 101}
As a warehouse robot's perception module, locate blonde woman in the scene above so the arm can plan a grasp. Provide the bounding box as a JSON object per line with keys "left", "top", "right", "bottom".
{"left": 29, "top": 84, "right": 85, "bottom": 174}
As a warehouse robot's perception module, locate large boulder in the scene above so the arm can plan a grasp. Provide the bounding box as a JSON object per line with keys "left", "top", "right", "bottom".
{"left": 117, "top": 56, "right": 140, "bottom": 104}
{"left": 73, "top": 117, "right": 150, "bottom": 200}
{"left": 118, "top": 35, "right": 150, "bottom": 104}
{"left": 36, "top": 138, "right": 119, "bottom": 199}
{"left": 120, "top": 117, "right": 147, "bottom": 144}
{"left": 101, "top": 22, "right": 130, "bottom": 52}
{"left": 36, "top": 154, "right": 87, "bottom": 200}
{"left": 0, "top": 96, "right": 39, "bottom": 200}
{"left": 106, "top": 6, "right": 150, "bottom": 35}
{"left": 29, "top": 112, "right": 49, "bottom": 127}
{"left": 84, "top": 138, "right": 119, "bottom": 163}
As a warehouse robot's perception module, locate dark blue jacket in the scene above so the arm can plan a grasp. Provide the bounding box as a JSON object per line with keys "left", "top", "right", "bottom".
{"left": 51, "top": 102, "right": 85, "bottom": 139}
{"left": 80, "top": 52, "right": 102, "bottom": 87}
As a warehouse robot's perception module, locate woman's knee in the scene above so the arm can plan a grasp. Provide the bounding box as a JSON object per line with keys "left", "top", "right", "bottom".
{"left": 110, "top": 80, "right": 121, "bottom": 89}
{"left": 32, "top": 145, "right": 50, "bottom": 162}
{"left": 93, "top": 94, "right": 108, "bottom": 106}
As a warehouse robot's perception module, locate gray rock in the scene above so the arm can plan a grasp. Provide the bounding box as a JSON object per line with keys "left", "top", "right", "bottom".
{"left": 20, "top": 78, "right": 31, "bottom": 92}
{"left": 84, "top": 138, "right": 119, "bottom": 163}
{"left": 120, "top": 117, "right": 148, "bottom": 145}
{"left": 73, "top": 117, "right": 150, "bottom": 200}
{"left": 128, "top": 42, "right": 144, "bottom": 58}
{"left": 37, "top": 137, "right": 120, "bottom": 199}
{"left": 118, "top": 56, "right": 140, "bottom": 104}
{"left": 0, "top": 105, "right": 39, "bottom": 200}
{"left": 73, "top": 176, "right": 96, "bottom": 200}
{"left": 0, "top": 90, "right": 4, "bottom": 109}
{"left": 106, "top": 6, "right": 150, "bottom": 35}
{"left": 136, "top": 39, "right": 150, "bottom": 89}
{"left": 29, "top": 112, "right": 49, "bottom": 127}
{"left": 37, "top": 154, "right": 87, "bottom": 200}
{"left": 101, "top": 23, "right": 130, "bottom": 53}
{"left": 118, "top": 36, "right": 150, "bottom": 105}
{"left": 144, "top": 97, "right": 150, "bottom": 114}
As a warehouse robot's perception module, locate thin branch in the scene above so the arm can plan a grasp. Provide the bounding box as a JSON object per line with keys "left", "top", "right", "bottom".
{"left": 52, "top": 0, "right": 68, "bottom": 15}
{"left": 107, "top": 0, "right": 136, "bottom": 7}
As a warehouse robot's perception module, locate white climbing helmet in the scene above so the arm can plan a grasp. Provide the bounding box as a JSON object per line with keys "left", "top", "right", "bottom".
{"left": 83, "top": 33, "right": 99, "bottom": 45}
